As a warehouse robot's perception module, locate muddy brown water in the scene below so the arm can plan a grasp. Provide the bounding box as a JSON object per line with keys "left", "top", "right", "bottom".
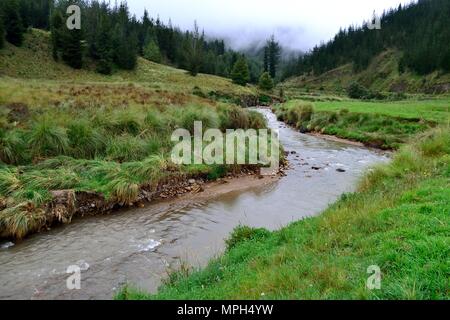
{"left": 0, "top": 108, "right": 389, "bottom": 300}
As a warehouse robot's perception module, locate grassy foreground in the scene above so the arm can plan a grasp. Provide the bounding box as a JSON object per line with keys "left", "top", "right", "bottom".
{"left": 118, "top": 127, "right": 449, "bottom": 300}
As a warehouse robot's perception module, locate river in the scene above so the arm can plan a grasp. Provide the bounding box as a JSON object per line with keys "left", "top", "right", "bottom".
{"left": 0, "top": 108, "right": 389, "bottom": 300}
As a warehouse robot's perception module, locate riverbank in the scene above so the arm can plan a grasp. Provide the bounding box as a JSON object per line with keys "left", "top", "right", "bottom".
{"left": 273, "top": 100, "right": 444, "bottom": 150}
{"left": 0, "top": 164, "right": 284, "bottom": 241}
{"left": 118, "top": 126, "right": 449, "bottom": 300}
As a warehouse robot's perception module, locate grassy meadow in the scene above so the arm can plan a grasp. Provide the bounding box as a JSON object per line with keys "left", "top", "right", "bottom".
{"left": 274, "top": 97, "right": 450, "bottom": 149}
{"left": 0, "top": 29, "right": 269, "bottom": 240}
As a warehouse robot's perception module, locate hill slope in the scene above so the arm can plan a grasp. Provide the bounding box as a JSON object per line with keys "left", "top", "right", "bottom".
{"left": 281, "top": 49, "right": 450, "bottom": 97}
{"left": 0, "top": 29, "right": 257, "bottom": 103}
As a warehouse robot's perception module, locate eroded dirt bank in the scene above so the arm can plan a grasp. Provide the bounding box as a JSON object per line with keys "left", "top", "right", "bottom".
{"left": 0, "top": 166, "right": 282, "bottom": 241}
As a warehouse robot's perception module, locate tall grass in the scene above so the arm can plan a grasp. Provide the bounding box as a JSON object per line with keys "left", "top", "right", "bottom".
{"left": 67, "top": 121, "right": 106, "bottom": 159}
{"left": 0, "top": 99, "right": 268, "bottom": 239}
{"left": 29, "top": 118, "right": 69, "bottom": 158}
{"left": 174, "top": 105, "right": 219, "bottom": 133}
{"left": 0, "top": 129, "right": 27, "bottom": 165}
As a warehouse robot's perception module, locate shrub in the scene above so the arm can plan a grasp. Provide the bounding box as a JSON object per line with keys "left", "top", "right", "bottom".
{"left": 258, "top": 72, "right": 274, "bottom": 91}
{"left": 347, "top": 82, "right": 371, "bottom": 99}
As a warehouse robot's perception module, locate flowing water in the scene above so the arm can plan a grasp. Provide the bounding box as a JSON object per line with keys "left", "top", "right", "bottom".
{"left": 0, "top": 109, "right": 389, "bottom": 300}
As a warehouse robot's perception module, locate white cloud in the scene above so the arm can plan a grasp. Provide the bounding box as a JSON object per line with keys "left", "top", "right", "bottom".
{"left": 127, "top": 0, "right": 415, "bottom": 51}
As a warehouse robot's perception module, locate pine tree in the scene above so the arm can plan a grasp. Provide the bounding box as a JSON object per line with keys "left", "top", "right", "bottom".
{"left": 0, "top": 15, "right": 5, "bottom": 49}
{"left": 50, "top": 10, "right": 63, "bottom": 61}
{"left": 61, "top": 28, "right": 83, "bottom": 69}
{"left": 96, "top": 19, "right": 113, "bottom": 75}
{"left": 263, "top": 47, "right": 269, "bottom": 72}
{"left": 258, "top": 72, "right": 274, "bottom": 91}
{"left": 185, "top": 22, "right": 203, "bottom": 76}
{"left": 113, "top": 27, "right": 138, "bottom": 70}
{"left": 440, "top": 49, "right": 450, "bottom": 72}
{"left": 267, "top": 35, "right": 281, "bottom": 79}
{"left": 231, "top": 56, "right": 250, "bottom": 86}
{"left": 3, "top": 0, "right": 24, "bottom": 47}
{"left": 143, "top": 39, "right": 162, "bottom": 63}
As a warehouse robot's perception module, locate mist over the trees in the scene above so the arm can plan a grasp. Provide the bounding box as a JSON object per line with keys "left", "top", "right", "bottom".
{"left": 127, "top": 0, "right": 415, "bottom": 52}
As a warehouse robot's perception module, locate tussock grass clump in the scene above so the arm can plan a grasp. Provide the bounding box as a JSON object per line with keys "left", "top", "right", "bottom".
{"left": 175, "top": 105, "right": 219, "bottom": 133}
{"left": 107, "top": 177, "right": 140, "bottom": 205}
{"left": 123, "top": 154, "right": 168, "bottom": 179}
{"left": 67, "top": 121, "right": 106, "bottom": 159}
{"left": 0, "top": 129, "right": 28, "bottom": 165}
{"left": 0, "top": 204, "right": 47, "bottom": 239}
{"left": 218, "top": 105, "right": 249, "bottom": 130}
{"left": 29, "top": 119, "right": 69, "bottom": 158}
{"left": 284, "top": 102, "right": 314, "bottom": 126}
{"left": 106, "top": 135, "right": 150, "bottom": 162}
{"left": 225, "top": 225, "right": 271, "bottom": 251}
{"left": 112, "top": 110, "right": 142, "bottom": 136}
{"left": 248, "top": 111, "right": 267, "bottom": 130}
{"left": 0, "top": 168, "right": 21, "bottom": 196}
{"left": 144, "top": 109, "right": 166, "bottom": 133}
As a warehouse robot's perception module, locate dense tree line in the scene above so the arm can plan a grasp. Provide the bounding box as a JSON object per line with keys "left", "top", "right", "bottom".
{"left": 0, "top": 0, "right": 261, "bottom": 79}
{"left": 283, "top": 0, "right": 450, "bottom": 79}
{"left": 0, "top": 0, "right": 284, "bottom": 86}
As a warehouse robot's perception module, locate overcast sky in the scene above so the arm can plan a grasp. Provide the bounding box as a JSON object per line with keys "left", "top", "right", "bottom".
{"left": 127, "top": 0, "right": 415, "bottom": 51}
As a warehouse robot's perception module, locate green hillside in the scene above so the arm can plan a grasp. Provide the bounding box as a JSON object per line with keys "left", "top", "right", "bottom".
{"left": 0, "top": 29, "right": 256, "bottom": 100}
{"left": 281, "top": 49, "right": 450, "bottom": 97}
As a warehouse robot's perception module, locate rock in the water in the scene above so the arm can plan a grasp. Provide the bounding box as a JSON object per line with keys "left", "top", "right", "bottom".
{"left": 1, "top": 241, "right": 14, "bottom": 249}
{"left": 311, "top": 166, "right": 321, "bottom": 170}
{"left": 76, "top": 260, "right": 90, "bottom": 271}
{"left": 336, "top": 168, "right": 346, "bottom": 173}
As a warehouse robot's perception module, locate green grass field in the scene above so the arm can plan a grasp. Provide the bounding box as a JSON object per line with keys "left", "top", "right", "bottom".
{"left": 281, "top": 97, "right": 450, "bottom": 124}
{"left": 119, "top": 127, "right": 450, "bottom": 300}
{"left": 275, "top": 98, "right": 449, "bottom": 149}
{"left": 313, "top": 99, "right": 450, "bottom": 124}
